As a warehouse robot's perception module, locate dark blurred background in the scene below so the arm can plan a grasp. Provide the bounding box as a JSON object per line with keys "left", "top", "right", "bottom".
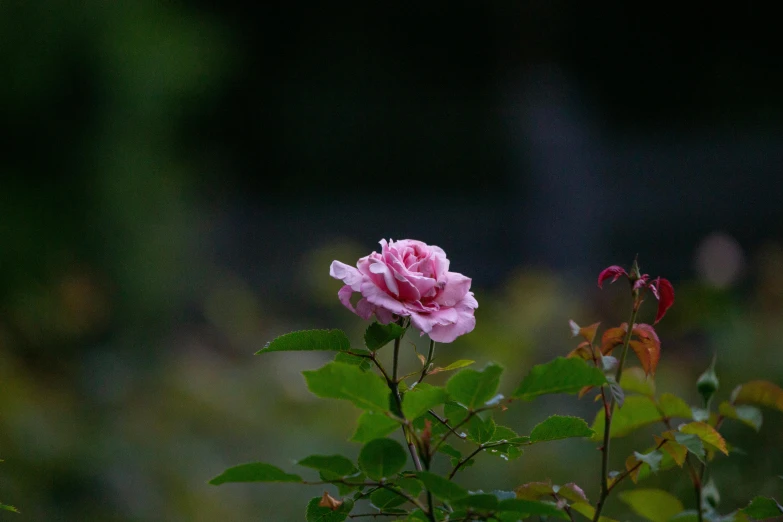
{"left": 2, "top": 2, "right": 783, "bottom": 520}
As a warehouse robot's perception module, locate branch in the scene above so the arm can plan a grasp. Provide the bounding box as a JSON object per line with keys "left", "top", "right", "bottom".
{"left": 413, "top": 339, "right": 436, "bottom": 387}
{"left": 448, "top": 441, "right": 513, "bottom": 480}
{"left": 592, "top": 301, "right": 641, "bottom": 522}
{"left": 432, "top": 404, "right": 498, "bottom": 455}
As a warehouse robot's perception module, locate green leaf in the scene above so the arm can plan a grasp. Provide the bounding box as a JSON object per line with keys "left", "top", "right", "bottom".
{"left": 591, "top": 395, "right": 662, "bottom": 440}
{"left": 668, "top": 511, "right": 700, "bottom": 522}
{"left": 570, "top": 502, "right": 619, "bottom": 522}
{"left": 452, "top": 494, "right": 500, "bottom": 510}
{"left": 351, "top": 412, "right": 399, "bottom": 443}
{"left": 719, "top": 402, "right": 763, "bottom": 431}
{"left": 444, "top": 402, "right": 469, "bottom": 426}
{"left": 430, "top": 359, "right": 475, "bottom": 374}
{"left": 446, "top": 363, "right": 504, "bottom": 410}
{"left": 741, "top": 496, "right": 783, "bottom": 519}
{"left": 297, "top": 455, "right": 357, "bottom": 477}
{"left": 0, "top": 503, "right": 19, "bottom": 513}
{"left": 334, "top": 349, "right": 372, "bottom": 371}
{"left": 634, "top": 442, "right": 681, "bottom": 483}
{"left": 357, "top": 439, "right": 406, "bottom": 481}
{"left": 530, "top": 415, "right": 594, "bottom": 443}
{"left": 364, "top": 322, "right": 406, "bottom": 351}
{"left": 489, "top": 425, "right": 526, "bottom": 443}
{"left": 658, "top": 393, "right": 692, "bottom": 419}
{"left": 468, "top": 414, "right": 497, "bottom": 444}
{"left": 304, "top": 362, "right": 391, "bottom": 411}
{"left": 679, "top": 422, "right": 728, "bottom": 455}
{"left": 485, "top": 424, "right": 528, "bottom": 458}
{"left": 209, "top": 462, "right": 303, "bottom": 485}
{"left": 732, "top": 381, "right": 783, "bottom": 412}
{"left": 370, "top": 488, "right": 407, "bottom": 510}
{"left": 257, "top": 329, "right": 351, "bottom": 354}
{"left": 619, "top": 488, "right": 684, "bottom": 522}
{"left": 403, "top": 510, "right": 430, "bottom": 521}
{"left": 415, "top": 471, "right": 468, "bottom": 501}
{"left": 305, "top": 496, "right": 354, "bottom": 522}
{"left": 633, "top": 450, "right": 663, "bottom": 474}
{"left": 620, "top": 366, "right": 656, "bottom": 396}
{"left": 512, "top": 357, "right": 607, "bottom": 401}
{"left": 496, "top": 499, "right": 569, "bottom": 519}
{"left": 322, "top": 470, "right": 365, "bottom": 495}
{"left": 439, "top": 443, "right": 462, "bottom": 460}
{"left": 402, "top": 384, "right": 450, "bottom": 420}
{"left": 671, "top": 432, "right": 706, "bottom": 463}
{"left": 398, "top": 477, "right": 423, "bottom": 496}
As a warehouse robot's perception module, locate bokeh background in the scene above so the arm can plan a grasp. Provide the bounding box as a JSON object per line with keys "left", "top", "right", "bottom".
{"left": 2, "top": 3, "right": 783, "bottom": 520}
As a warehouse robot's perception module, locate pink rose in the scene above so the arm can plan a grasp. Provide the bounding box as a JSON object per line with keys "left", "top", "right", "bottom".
{"left": 330, "top": 239, "right": 478, "bottom": 343}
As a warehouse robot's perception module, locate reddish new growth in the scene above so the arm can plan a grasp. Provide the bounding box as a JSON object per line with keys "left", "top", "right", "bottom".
{"left": 597, "top": 265, "right": 675, "bottom": 324}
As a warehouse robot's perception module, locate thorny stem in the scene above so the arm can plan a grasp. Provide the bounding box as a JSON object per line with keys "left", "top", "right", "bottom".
{"left": 414, "top": 340, "right": 436, "bottom": 387}
{"left": 605, "top": 438, "right": 667, "bottom": 494}
{"left": 431, "top": 404, "right": 500, "bottom": 455}
{"left": 387, "top": 329, "right": 435, "bottom": 521}
{"left": 389, "top": 334, "right": 424, "bottom": 472}
{"left": 592, "top": 300, "right": 641, "bottom": 522}
{"left": 660, "top": 415, "right": 704, "bottom": 522}
{"left": 448, "top": 442, "right": 510, "bottom": 479}
{"left": 428, "top": 410, "right": 469, "bottom": 442}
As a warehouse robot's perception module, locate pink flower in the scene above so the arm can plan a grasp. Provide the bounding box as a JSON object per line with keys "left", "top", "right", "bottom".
{"left": 330, "top": 239, "right": 478, "bottom": 343}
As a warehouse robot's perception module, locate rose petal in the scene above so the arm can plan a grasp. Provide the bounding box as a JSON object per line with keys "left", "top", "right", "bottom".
{"left": 597, "top": 265, "right": 627, "bottom": 288}
{"left": 434, "top": 271, "right": 472, "bottom": 307}
{"left": 374, "top": 307, "right": 395, "bottom": 324}
{"left": 369, "top": 258, "right": 399, "bottom": 296}
{"left": 428, "top": 293, "right": 477, "bottom": 343}
{"left": 330, "top": 261, "right": 364, "bottom": 291}
{"left": 355, "top": 298, "right": 376, "bottom": 320}
{"left": 337, "top": 285, "right": 357, "bottom": 314}
{"left": 360, "top": 280, "right": 409, "bottom": 316}
{"left": 409, "top": 307, "right": 459, "bottom": 335}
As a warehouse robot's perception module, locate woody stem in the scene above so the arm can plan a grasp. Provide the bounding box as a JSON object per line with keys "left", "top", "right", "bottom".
{"left": 593, "top": 300, "right": 640, "bottom": 522}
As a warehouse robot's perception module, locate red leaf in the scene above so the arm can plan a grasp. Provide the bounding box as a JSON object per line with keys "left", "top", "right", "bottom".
{"left": 651, "top": 278, "right": 675, "bottom": 324}
{"left": 597, "top": 265, "right": 628, "bottom": 288}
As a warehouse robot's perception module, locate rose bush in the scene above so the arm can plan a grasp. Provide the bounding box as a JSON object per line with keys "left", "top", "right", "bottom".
{"left": 212, "top": 254, "right": 783, "bottom": 522}
{"left": 329, "top": 239, "right": 477, "bottom": 343}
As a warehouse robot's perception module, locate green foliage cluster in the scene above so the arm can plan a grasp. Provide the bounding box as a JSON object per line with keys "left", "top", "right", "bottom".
{"left": 210, "top": 263, "right": 783, "bottom": 522}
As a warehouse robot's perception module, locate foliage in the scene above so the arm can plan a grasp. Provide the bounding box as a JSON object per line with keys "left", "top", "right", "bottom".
{"left": 209, "top": 256, "right": 783, "bottom": 521}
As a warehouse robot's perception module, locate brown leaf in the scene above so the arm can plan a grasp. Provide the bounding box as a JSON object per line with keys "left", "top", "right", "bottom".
{"left": 624, "top": 454, "right": 643, "bottom": 483}
{"left": 515, "top": 481, "right": 554, "bottom": 500}
{"left": 630, "top": 324, "right": 661, "bottom": 376}
{"left": 558, "top": 483, "right": 589, "bottom": 504}
{"left": 601, "top": 325, "right": 628, "bottom": 355}
{"left": 569, "top": 320, "right": 601, "bottom": 344}
{"left": 654, "top": 432, "right": 687, "bottom": 467}
{"left": 732, "top": 381, "right": 783, "bottom": 412}
{"left": 567, "top": 341, "right": 594, "bottom": 360}
{"left": 578, "top": 385, "right": 595, "bottom": 399}
{"left": 319, "top": 492, "right": 343, "bottom": 511}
